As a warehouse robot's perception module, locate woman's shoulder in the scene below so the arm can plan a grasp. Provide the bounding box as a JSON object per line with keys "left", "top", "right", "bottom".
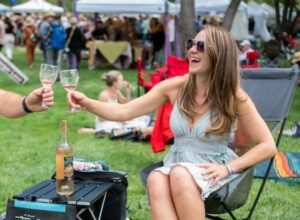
{"left": 236, "top": 87, "right": 255, "bottom": 116}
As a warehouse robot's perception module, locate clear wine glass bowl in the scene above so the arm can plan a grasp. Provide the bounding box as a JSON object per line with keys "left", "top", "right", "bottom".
{"left": 60, "top": 69, "right": 79, "bottom": 112}
{"left": 39, "top": 64, "right": 59, "bottom": 108}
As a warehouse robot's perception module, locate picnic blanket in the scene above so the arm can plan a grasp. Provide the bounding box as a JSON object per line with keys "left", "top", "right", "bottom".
{"left": 254, "top": 151, "right": 300, "bottom": 185}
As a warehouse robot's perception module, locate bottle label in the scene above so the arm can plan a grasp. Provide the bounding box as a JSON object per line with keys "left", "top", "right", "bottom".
{"left": 64, "top": 156, "right": 73, "bottom": 181}
{"left": 64, "top": 156, "right": 73, "bottom": 169}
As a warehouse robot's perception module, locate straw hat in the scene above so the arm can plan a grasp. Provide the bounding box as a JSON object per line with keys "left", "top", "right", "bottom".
{"left": 70, "top": 17, "right": 78, "bottom": 25}
{"left": 240, "top": 39, "right": 251, "bottom": 46}
{"left": 44, "top": 11, "right": 55, "bottom": 18}
{"left": 25, "top": 18, "right": 35, "bottom": 26}
{"left": 292, "top": 51, "right": 300, "bottom": 64}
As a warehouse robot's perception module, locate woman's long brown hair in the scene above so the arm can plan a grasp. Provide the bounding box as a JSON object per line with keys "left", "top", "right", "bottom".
{"left": 178, "top": 26, "right": 240, "bottom": 137}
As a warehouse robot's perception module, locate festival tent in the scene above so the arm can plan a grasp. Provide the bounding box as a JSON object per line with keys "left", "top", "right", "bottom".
{"left": 0, "top": 4, "right": 9, "bottom": 13}
{"left": 195, "top": 0, "right": 249, "bottom": 41}
{"left": 75, "top": 0, "right": 178, "bottom": 15}
{"left": 260, "top": 2, "right": 275, "bottom": 18}
{"left": 195, "top": 0, "right": 248, "bottom": 14}
{"left": 11, "top": 0, "right": 64, "bottom": 13}
{"left": 247, "top": 1, "right": 271, "bottom": 41}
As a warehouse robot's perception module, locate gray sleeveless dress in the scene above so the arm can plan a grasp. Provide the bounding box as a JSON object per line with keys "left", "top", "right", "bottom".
{"left": 154, "top": 101, "right": 239, "bottom": 200}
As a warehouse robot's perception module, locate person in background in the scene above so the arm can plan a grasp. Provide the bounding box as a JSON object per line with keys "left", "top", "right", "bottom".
{"left": 38, "top": 12, "right": 55, "bottom": 64}
{"left": 149, "top": 17, "right": 165, "bottom": 68}
{"left": 0, "top": 14, "right": 5, "bottom": 51}
{"left": 65, "top": 17, "right": 86, "bottom": 70}
{"left": 23, "top": 17, "right": 38, "bottom": 69}
{"left": 51, "top": 17, "right": 66, "bottom": 67}
{"left": 91, "top": 19, "right": 108, "bottom": 41}
{"left": 0, "top": 87, "right": 54, "bottom": 118}
{"left": 78, "top": 70, "right": 153, "bottom": 138}
{"left": 68, "top": 26, "right": 276, "bottom": 219}
{"left": 239, "top": 39, "right": 253, "bottom": 65}
{"left": 3, "top": 15, "right": 16, "bottom": 61}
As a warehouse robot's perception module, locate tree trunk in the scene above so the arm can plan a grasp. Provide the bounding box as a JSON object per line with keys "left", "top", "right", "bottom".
{"left": 222, "top": 0, "right": 241, "bottom": 30}
{"left": 274, "top": 0, "right": 281, "bottom": 29}
{"left": 58, "top": 0, "right": 67, "bottom": 11}
{"left": 179, "top": 0, "right": 195, "bottom": 57}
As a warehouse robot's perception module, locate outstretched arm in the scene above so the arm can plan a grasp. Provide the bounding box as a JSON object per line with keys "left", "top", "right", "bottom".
{"left": 0, "top": 87, "right": 54, "bottom": 118}
{"left": 68, "top": 76, "right": 186, "bottom": 122}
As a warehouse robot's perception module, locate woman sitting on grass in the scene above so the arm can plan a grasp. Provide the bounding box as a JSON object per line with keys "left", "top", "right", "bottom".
{"left": 78, "top": 70, "right": 153, "bottom": 139}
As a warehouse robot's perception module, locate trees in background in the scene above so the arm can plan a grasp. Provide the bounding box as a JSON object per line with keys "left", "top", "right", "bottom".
{"left": 274, "top": 0, "right": 299, "bottom": 34}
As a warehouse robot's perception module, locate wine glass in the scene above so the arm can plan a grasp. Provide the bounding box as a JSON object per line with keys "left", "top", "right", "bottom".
{"left": 39, "top": 64, "right": 59, "bottom": 108}
{"left": 60, "top": 69, "right": 80, "bottom": 112}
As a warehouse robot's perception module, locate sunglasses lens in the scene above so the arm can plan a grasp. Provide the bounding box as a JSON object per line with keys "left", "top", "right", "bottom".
{"left": 186, "top": 39, "right": 194, "bottom": 51}
{"left": 196, "top": 41, "right": 205, "bottom": 52}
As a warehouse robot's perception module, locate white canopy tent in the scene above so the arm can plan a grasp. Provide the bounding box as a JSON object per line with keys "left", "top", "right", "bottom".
{"left": 195, "top": 0, "right": 247, "bottom": 14}
{"left": 194, "top": 0, "right": 249, "bottom": 41}
{"left": 260, "top": 2, "right": 275, "bottom": 18}
{"left": 247, "top": 1, "right": 271, "bottom": 41}
{"left": 11, "top": 0, "right": 64, "bottom": 13}
{"left": 75, "top": 0, "right": 178, "bottom": 15}
{"left": 0, "top": 4, "right": 9, "bottom": 13}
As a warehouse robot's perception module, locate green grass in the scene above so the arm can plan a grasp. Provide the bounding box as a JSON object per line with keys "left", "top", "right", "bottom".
{"left": 0, "top": 48, "right": 299, "bottom": 220}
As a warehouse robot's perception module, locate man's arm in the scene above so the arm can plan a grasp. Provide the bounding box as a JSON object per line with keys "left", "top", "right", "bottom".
{"left": 0, "top": 87, "right": 54, "bottom": 118}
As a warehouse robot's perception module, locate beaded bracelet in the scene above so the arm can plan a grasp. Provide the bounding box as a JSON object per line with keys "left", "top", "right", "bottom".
{"left": 22, "top": 97, "right": 33, "bottom": 113}
{"left": 224, "top": 163, "right": 234, "bottom": 176}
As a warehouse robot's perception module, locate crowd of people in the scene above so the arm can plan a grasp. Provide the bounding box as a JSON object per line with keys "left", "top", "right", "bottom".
{"left": 0, "top": 13, "right": 166, "bottom": 71}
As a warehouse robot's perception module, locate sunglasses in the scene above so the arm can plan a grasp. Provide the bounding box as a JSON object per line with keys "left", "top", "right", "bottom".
{"left": 186, "top": 39, "right": 205, "bottom": 52}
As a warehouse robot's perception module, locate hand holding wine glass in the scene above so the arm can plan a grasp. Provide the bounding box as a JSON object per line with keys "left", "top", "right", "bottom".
{"left": 39, "top": 64, "right": 59, "bottom": 108}
{"left": 60, "top": 69, "right": 80, "bottom": 112}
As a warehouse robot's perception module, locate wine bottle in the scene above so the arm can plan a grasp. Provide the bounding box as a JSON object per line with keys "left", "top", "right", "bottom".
{"left": 56, "top": 120, "right": 74, "bottom": 196}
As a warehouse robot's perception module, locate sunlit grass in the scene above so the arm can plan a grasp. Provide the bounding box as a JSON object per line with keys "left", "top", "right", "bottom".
{"left": 0, "top": 48, "right": 299, "bottom": 219}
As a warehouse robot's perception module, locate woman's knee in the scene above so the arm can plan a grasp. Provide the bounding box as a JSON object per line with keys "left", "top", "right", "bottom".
{"left": 147, "top": 171, "right": 169, "bottom": 199}
{"left": 170, "top": 166, "right": 199, "bottom": 195}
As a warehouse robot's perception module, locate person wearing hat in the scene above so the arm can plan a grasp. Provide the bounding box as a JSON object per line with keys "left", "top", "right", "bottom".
{"left": 239, "top": 39, "right": 253, "bottom": 65}
{"left": 38, "top": 11, "right": 55, "bottom": 64}
{"left": 23, "top": 17, "right": 38, "bottom": 68}
{"left": 292, "top": 51, "right": 300, "bottom": 65}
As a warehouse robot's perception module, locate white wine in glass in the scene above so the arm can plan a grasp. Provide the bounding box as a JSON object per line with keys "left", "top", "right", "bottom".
{"left": 60, "top": 69, "right": 79, "bottom": 112}
{"left": 39, "top": 64, "right": 59, "bottom": 108}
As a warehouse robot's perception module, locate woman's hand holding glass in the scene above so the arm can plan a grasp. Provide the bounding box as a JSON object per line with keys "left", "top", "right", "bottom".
{"left": 39, "top": 64, "right": 59, "bottom": 108}
{"left": 60, "top": 69, "right": 80, "bottom": 112}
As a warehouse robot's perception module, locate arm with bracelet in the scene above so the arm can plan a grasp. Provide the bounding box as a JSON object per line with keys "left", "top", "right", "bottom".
{"left": 0, "top": 87, "right": 54, "bottom": 118}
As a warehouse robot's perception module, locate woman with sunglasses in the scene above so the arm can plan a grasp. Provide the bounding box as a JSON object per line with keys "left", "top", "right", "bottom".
{"left": 68, "top": 26, "right": 276, "bottom": 220}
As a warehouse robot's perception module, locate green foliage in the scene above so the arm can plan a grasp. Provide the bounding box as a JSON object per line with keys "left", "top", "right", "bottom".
{"left": 0, "top": 48, "right": 299, "bottom": 219}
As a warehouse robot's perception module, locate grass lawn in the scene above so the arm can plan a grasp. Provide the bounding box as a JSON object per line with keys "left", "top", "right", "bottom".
{"left": 0, "top": 48, "right": 299, "bottom": 219}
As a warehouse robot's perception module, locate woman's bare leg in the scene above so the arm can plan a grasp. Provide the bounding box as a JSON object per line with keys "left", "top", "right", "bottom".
{"left": 147, "top": 171, "right": 178, "bottom": 220}
{"left": 170, "top": 166, "right": 205, "bottom": 220}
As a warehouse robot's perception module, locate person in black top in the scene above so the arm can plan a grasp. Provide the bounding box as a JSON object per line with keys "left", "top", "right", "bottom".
{"left": 3, "top": 16, "right": 16, "bottom": 61}
{"left": 149, "top": 18, "right": 165, "bottom": 67}
{"left": 65, "top": 17, "right": 87, "bottom": 70}
{"left": 91, "top": 19, "right": 108, "bottom": 41}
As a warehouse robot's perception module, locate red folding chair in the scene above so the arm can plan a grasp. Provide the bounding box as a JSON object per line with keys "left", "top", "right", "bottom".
{"left": 165, "top": 55, "right": 189, "bottom": 78}
{"left": 137, "top": 57, "right": 164, "bottom": 96}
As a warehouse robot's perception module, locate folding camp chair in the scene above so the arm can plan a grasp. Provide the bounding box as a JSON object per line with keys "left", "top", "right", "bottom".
{"left": 140, "top": 66, "right": 299, "bottom": 219}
